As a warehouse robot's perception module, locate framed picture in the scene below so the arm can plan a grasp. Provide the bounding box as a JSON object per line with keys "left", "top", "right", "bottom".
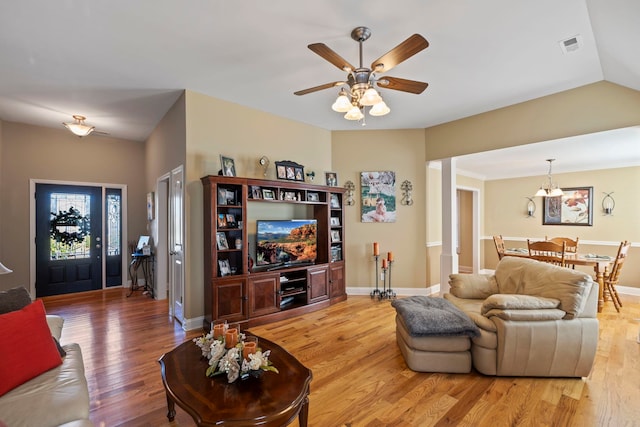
{"left": 275, "top": 161, "right": 305, "bottom": 182}
{"left": 216, "top": 232, "right": 229, "bottom": 250}
{"left": 217, "top": 214, "right": 227, "bottom": 228}
{"left": 307, "top": 192, "right": 319, "bottom": 202}
{"left": 220, "top": 155, "right": 236, "bottom": 177}
{"left": 361, "top": 171, "right": 396, "bottom": 223}
{"left": 225, "top": 214, "right": 236, "bottom": 227}
{"left": 262, "top": 189, "right": 275, "bottom": 200}
{"left": 284, "top": 191, "right": 296, "bottom": 201}
{"left": 543, "top": 186, "right": 593, "bottom": 226}
{"left": 330, "top": 217, "right": 340, "bottom": 226}
{"left": 250, "top": 186, "right": 262, "bottom": 199}
{"left": 325, "top": 172, "right": 338, "bottom": 187}
{"left": 330, "top": 194, "right": 340, "bottom": 208}
{"left": 331, "top": 230, "right": 341, "bottom": 242}
{"left": 226, "top": 189, "right": 236, "bottom": 205}
{"left": 331, "top": 246, "right": 342, "bottom": 262}
{"left": 218, "top": 259, "right": 231, "bottom": 276}
{"left": 217, "top": 188, "right": 227, "bottom": 205}
{"left": 147, "top": 192, "right": 155, "bottom": 221}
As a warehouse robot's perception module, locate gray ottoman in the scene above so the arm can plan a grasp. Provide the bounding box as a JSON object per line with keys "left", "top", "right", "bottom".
{"left": 395, "top": 315, "right": 471, "bottom": 373}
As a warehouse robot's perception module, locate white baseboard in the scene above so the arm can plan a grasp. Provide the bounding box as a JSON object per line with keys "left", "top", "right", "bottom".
{"left": 181, "top": 316, "right": 204, "bottom": 331}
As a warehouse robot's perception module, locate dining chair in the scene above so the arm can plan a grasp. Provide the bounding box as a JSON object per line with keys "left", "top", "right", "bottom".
{"left": 604, "top": 240, "right": 631, "bottom": 312}
{"left": 546, "top": 236, "right": 579, "bottom": 253}
{"left": 527, "top": 239, "right": 566, "bottom": 267}
{"left": 493, "top": 235, "right": 506, "bottom": 260}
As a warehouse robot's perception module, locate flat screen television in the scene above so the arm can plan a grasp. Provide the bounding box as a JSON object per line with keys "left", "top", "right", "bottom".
{"left": 256, "top": 219, "right": 317, "bottom": 267}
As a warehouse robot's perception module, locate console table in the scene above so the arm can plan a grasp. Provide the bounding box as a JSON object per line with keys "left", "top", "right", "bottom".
{"left": 158, "top": 335, "right": 312, "bottom": 426}
{"left": 127, "top": 254, "right": 154, "bottom": 297}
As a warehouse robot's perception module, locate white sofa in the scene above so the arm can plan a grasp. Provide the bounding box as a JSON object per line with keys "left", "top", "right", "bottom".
{"left": 0, "top": 313, "right": 92, "bottom": 427}
{"left": 443, "top": 256, "right": 598, "bottom": 377}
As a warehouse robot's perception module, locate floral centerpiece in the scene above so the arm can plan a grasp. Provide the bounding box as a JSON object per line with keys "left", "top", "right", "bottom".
{"left": 193, "top": 331, "right": 278, "bottom": 383}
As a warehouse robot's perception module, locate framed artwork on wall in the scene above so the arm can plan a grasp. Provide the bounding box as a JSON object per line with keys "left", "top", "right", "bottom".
{"left": 275, "top": 161, "right": 305, "bottom": 182}
{"left": 543, "top": 186, "right": 593, "bottom": 226}
{"left": 360, "top": 171, "right": 396, "bottom": 223}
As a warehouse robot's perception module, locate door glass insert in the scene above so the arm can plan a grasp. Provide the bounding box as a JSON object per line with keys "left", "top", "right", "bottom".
{"left": 49, "top": 192, "right": 92, "bottom": 260}
{"left": 107, "top": 193, "right": 121, "bottom": 256}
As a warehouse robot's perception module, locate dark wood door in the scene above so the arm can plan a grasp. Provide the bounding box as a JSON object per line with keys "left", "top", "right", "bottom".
{"left": 248, "top": 274, "right": 280, "bottom": 317}
{"left": 307, "top": 266, "right": 329, "bottom": 303}
{"left": 329, "top": 262, "right": 345, "bottom": 299}
{"left": 214, "top": 278, "right": 247, "bottom": 322}
{"left": 36, "top": 184, "right": 102, "bottom": 297}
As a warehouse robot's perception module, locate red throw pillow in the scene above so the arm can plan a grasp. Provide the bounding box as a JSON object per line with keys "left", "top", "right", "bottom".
{"left": 0, "top": 300, "right": 63, "bottom": 396}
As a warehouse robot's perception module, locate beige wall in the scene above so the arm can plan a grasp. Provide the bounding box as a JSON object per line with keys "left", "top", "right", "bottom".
{"left": 182, "top": 90, "right": 332, "bottom": 319}
{"left": 331, "top": 129, "right": 427, "bottom": 290}
{"left": 425, "top": 81, "right": 640, "bottom": 160}
{"left": 0, "top": 121, "right": 147, "bottom": 291}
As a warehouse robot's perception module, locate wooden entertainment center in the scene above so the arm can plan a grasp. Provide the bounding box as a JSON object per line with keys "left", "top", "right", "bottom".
{"left": 201, "top": 175, "right": 347, "bottom": 330}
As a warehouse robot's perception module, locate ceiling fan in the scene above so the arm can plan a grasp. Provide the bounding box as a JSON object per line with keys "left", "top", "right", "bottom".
{"left": 62, "top": 115, "right": 109, "bottom": 138}
{"left": 294, "top": 26, "right": 429, "bottom": 121}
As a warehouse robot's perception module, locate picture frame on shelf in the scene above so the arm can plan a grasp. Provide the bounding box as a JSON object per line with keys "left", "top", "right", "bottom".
{"left": 330, "top": 217, "right": 340, "bottom": 226}
{"left": 262, "top": 189, "right": 275, "bottom": 200}
{"left": 217, "top": 188, "right": 227, "bottom": 205}
{"left": 217, "top": 214, "right": 227, "bottom": 228}
{"left": 284, "top": 191, "right": 296, "bottom": 201}
{"left": 307, "top": 192, "right": 319, "bottom": 202}
{"left": 216, "top": 232, "right": 229, "bottom": 250}
{"left": 220, "top": 155, "right": 236, "bottom": 177}
{"left": 225, "top": 189, "right": 236, "bottom": 205}
{"left": 218, "top": 259, "right": 231, "bottom": 276}
{"left": 325, "top": 172, "right": 338, "bottom": 187}
{"left": 331, "top": 230, "right": 341, "bottom": 242}
{"left": 330, "top": 194, "right": 340, "bottom": 208}
{"left": 250, "top": 186, "right": 262, "bottom": 199}
{"left": 543, "top": 186, "right": 593, "bottom": 226}
{"left": 275, "top": 161, "right": 305, "bottom": 182}
{"left": 331, "top": 246, "right": 342, "bottom": 262}
{"left": 225, "top": 214, "right": 236, "bottom": 227}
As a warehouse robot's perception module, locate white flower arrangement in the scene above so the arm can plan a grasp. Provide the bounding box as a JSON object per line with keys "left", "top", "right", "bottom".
{"left": 193, "top": 332, "right": 279, "bottom": 383}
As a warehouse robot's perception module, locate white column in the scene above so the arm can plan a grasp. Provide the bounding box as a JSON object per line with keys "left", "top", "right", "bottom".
{"left": 440, "top": 158, "right": 458, "bottom": 294}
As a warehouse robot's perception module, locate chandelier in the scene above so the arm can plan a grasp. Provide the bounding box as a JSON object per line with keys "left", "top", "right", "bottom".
{"left": 534, "top": 159, "right": 564, "bottom": 197}
{"left": 62, "top": 115, "right": 95, "bottom": 137}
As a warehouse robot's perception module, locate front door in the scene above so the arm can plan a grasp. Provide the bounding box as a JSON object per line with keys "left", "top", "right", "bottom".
{"left": 36, "top": 184, "right": 102, "bottom": 297}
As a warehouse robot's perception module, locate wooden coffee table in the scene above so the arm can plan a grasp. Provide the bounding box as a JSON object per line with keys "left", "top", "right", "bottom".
{"left": 158, "top": 335, "right": 312, "bottom": 426}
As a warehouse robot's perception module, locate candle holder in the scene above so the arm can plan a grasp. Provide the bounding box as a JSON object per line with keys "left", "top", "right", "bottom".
{"left": 384, "top": 260, "right": 396, "bottom": 299}
{"left": 370, "top": 255, "right": 382, "bottom": 299}
{"left": 380, "top": 264, "right": 388, "bottom": 300}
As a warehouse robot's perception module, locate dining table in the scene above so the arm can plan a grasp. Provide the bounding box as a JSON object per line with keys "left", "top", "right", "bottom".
{"left": 504, "top": 249, "right": 613, "bottom": 312}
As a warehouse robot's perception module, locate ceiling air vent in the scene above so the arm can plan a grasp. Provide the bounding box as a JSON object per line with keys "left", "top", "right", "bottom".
{"left": 559, "top": 35, "right": 583, "bottom": 54}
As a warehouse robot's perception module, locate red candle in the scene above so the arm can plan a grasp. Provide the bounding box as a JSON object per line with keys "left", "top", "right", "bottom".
{"left": 213, "top": 324, "right": 226, "bottom": 339}
{"left": 387, "top": 251, "right": 394, "bottom": 262}
{"left": 225, "top": 328, "right": 238, "bottom": 349}
{"left": 382, "top": 258, "right": 388, "bottom": 269}
{"left": 373, "top": 242, "right": 380, "bottom": 256}
{"left": 243, "top": 342, "right": 257, "bottom": 360}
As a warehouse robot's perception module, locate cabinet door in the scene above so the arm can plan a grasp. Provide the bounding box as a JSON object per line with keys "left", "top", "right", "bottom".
{"left": 307, "top": 266, "right": 329, "bottom": 303}
{"left": 214, "top": 277, "right": 247, "bottom": 322}
{"left": 329, "top": 262, "right": 345, "bottom": 299}
{"left": 248, "top": 274, "right": 280, "bottom": 317}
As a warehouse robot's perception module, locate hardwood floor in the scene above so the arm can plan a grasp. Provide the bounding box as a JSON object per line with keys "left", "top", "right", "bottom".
{"left": 42, "top": 289, "right": 640, "bottom": 427}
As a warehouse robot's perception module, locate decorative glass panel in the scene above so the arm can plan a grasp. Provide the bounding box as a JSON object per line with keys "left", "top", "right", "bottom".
{"left": 49, "top": 193, "right": 91, "bottom": 260}
{"left": 107, "top": 194, "right": 121, "bottom": 256}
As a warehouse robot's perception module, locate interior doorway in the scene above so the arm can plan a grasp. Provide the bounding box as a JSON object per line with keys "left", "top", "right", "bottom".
{"left": 456, "top": 186, "right": 480, "bottom": 274}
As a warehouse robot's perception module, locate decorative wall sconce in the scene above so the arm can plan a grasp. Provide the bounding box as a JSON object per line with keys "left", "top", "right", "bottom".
{"left": 602, "top": 192, "right": 615, "bottom": 215}
{"left": 525, "top": 197, "right": 536, "bottom": 217}
{"left": 344, "top": 180, "right": 356, "bottom": 206}
{"left": 400, "top": 180, "right": 414, "bottom": 206}
{"left": 306, "top": 171, "right": 315, "bottom": 181}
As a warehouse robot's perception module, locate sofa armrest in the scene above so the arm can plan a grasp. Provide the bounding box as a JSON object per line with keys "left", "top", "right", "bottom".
{"left": 483, "top": 308, "right": 566, "bottom": 321}
{"left": 481, "top": 294, "right": 560, "bottom": 315}
{"left": 449, "top": 274, "right": 498, "bottom": 299}
{"left": 46, "top": 315, "right": 64, "bottom": 341}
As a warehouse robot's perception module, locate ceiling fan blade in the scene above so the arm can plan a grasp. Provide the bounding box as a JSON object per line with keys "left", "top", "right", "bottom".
{"left": 308, "top": 43, "right": 355, "bottom": 72}
{"left": 294, "top": 81, "right": 345, "bottom": 96}
{"left": 377, "top": 77, "right": 429, "bottom": 94}
{"left": 371, "top": 34, "right": 429, "bottom": 73}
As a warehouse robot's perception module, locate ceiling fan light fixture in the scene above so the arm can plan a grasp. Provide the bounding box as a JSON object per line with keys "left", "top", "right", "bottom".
{"left": 63, "top": 115, "right": 95, "bottom": 137}
{"left": 369, "top": 99, "right": 390, "bottom": 116}
{"left": 344, "top": 105, "right": 364, "bottom": 121}
{"left": 331, "top": 90, "right": 351, "bottom": 112}
{"left": 359, "top": 87, "right": 382, "bottom": 106}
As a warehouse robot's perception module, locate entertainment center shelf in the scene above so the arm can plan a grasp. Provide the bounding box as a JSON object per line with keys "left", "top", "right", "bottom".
{"left": 201, "top": 175, "right": 347, "bottom": 329}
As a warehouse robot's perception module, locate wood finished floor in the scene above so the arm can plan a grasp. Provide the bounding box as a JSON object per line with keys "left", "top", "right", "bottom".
{"left": 42, "top": 289, "right": 640, "bottom": 427}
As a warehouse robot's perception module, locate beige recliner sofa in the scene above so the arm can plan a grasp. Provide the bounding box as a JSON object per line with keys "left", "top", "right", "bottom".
{"left": 444, "top": 256, "right": 598, "bottom": 377}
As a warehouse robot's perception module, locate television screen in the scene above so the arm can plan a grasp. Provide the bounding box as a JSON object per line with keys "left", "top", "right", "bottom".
{"left": 256, "top": 220, "right": 317, "bottom": 266}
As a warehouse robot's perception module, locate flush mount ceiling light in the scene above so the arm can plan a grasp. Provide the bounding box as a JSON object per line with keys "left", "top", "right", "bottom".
{"left": 62, "top": 115, "right": 95, "bottom": 137}
{"left": 294, "top": 26, "right": 429, "bottom": 125}
{"left": 535, "top": 159, "right": 564, "bottom": 197}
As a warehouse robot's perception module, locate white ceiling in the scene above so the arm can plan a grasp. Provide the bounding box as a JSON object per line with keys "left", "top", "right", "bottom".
{"left": 1, "top": 0, "right": 639, "bottom": 177}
